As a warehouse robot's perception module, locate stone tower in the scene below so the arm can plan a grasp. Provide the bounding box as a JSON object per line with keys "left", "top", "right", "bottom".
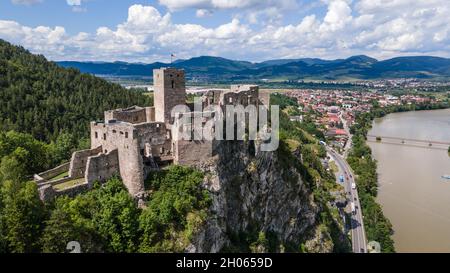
{"left": 153, "top": 68, "right": 186, "bottom": 125}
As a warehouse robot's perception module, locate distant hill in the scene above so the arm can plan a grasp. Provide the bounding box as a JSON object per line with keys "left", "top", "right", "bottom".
{"left": 0, "top": 39, "right": 151, "bottom": 142}
{"left": 58, "top": 54, "right": 450, "bottom": 81}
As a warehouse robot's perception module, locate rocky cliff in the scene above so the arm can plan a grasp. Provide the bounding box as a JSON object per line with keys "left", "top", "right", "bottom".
{"left": 188, "top": 140, "right": 347, "bottom": 253}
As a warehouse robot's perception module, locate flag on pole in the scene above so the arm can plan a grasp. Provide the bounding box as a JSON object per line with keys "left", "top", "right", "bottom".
{"left": 171, "top": 53, "right": 175, "bottom": 64}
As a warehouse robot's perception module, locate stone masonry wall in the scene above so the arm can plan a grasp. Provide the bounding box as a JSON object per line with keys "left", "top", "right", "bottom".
{"left": 174, "top": 139, "right": 214, "bottom": 166}
{"left": 117, "top": 137, "right": 145, "bottom": 196}
{"left": 221, "top": 88, "right": 260, "bottom": 108}
{"left": 105, "top": 106, "right": 147, "bottom": 124}
{"left": 38, "top": 162, "right": 70, "bottom": 180}
{"left": 38, "top": 183, "right": 91, "bottom": 202}
{"left": 154, "top": 68, "right": 186, "bottom": 124}
{"left": 69, "top": 146, "right": 103, "bottom": 178}
{"left": 258, "top": 90, "right": 271, "bottom": 108}
{"left": 91, "top": 121, "right": 134, "bottom": 153}
{"left": 85, "top": 149, "right": 120, "bottom": 186}
{"left": 90, "top": 121, "right": 150, "bottom": 196}
{"left": 134, "top": 122, "right": 170, "bottom": 157}
{"left": 56, "top": 183, "right": 90, "bottom": 198}
{"left": 145, "top": 107, "right": 155, "bottom": 122}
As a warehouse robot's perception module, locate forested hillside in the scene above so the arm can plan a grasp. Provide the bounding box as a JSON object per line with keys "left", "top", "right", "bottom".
{"left": 0, "top": 39, "right": 152, "bottom": 143}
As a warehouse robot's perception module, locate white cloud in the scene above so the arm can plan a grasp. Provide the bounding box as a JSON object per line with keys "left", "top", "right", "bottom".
{"left": 160, "top": 0, "right": 298, "bottom": 25}
{"left": 11, "top": 0, "right": 42, "bottom": 5}
{"left": 1, "top": 1, "right": 449, "bottom": 62}
{"left": 158, "top": 0, "right": 296, "bottom": 11}
{"left": 320, "top": 0, "right": 352, "bottom": 32}
{"left": 196, "top": 9, "right": 213, "bottom": 18}
{"left": 67, "top": 0, "right": 82, "bottom": 6}
{"left": 66, "top": 0, "right": 89, "bottom": 12}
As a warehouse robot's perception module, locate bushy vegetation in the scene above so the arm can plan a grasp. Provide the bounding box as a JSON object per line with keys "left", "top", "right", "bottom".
{"left": 0, "top": 131, "right": 90, "bottom": 181}
{"left": 0, "top": 165, "right": 209, "bottom": 253}
{"left": 140, "top": 166, "right": 211, "bottom": 252}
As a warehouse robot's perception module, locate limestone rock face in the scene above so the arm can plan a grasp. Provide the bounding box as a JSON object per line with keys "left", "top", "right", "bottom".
{"left": 188, "top": 141, "right": 334, "bottom": 253}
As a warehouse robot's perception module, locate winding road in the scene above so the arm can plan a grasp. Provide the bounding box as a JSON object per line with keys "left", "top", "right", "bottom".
{"left": 329, "top": 148, "right": 368, "bottom": 253}
{"left": 328, "top": 112, "right": 367, "bottom": 253}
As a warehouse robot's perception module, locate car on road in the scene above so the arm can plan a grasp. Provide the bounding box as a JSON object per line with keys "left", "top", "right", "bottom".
{"left": 350, "top": 202, "right": 356, "bottom": 215}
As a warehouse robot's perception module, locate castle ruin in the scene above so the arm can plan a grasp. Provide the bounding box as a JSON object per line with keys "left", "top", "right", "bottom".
{"left": 34, "top": 68, "right": 270, "bottom": 201}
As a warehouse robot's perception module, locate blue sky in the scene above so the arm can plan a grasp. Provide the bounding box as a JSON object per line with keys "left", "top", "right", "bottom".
{"left": 0, "top": 0, "right": 449, "bottom": 62}
{"left": 0, "top": 1, "right": 242, "bottom": 33}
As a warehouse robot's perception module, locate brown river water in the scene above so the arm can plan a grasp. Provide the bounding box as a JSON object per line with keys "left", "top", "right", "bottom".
{"left": 368, "top": 108, "right": 450, "bottom": 253}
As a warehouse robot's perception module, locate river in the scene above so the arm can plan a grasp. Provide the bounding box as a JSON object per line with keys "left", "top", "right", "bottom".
{"left": 368, "top": 108, "right": 450, "bottom": 252}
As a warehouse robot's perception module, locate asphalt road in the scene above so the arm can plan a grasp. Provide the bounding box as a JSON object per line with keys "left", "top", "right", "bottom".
{"left": 328, "top": 148, "right": 368, "bottom": 253}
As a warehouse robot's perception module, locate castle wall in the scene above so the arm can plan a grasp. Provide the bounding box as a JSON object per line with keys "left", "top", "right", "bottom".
{"left": 221, "top": 86, "right": 260, "bottom": 108}
{"left": 37, "top": 176, "right": 75, "bottom": 187}
{"left": 145, "top": 107, "right": 156, "bottom": 122}
{"left": 37, "top": 162, "right": 70, "bottom": 180}
{"left": 258, "top": 90, "right": 271, "bottom": 108}
{"left": 90, "top": 121, "right": 133, "bottom": 153}
{"left": 91, "top": 122, "right": 147, "bottom": 195}
{"left": 85, "top": 149, "right": 120, "bottom": 186}
{"left": 202, "top": 90, "right": 222, "bottom": 109}
{"left": 38, "top": 183, "right": 90, "bottom": 202}
{"left": 69, "top": 146, "right": 103, "bottom": 178}
{"left": 104, "top": 106, "right": 148, "bottom": 124}
{"left": 134, "top": 122, "right": 171, "bottom": 157}
{"left": 174, "top": 140, "right": 214, "bottom": 166}
{"left": 117, "top": 138, "right": 145, "bottom": 196}
{"left": 91, "top": 122, "right": 107, "bottom": 150}
{"left": 154, "top": 68, "right": 187, "bottom": 124}
{"left": 56, "top": 183, "right": 90, "bottom": 198}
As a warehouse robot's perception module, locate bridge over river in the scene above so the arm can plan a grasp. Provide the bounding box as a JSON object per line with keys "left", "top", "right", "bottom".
{"left": 367, "top": 135, "right": 450, "bottom": 150}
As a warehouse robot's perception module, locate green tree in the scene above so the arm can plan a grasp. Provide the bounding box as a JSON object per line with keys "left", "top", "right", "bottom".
{"left": 0, "top": 180, "right": 46, "bottom": 253}
{"left": 42, "top": 178, "right": 141, "bottom": 253}
{"left": 0, "top": 131, "right": 51, "bottom": 175}
{"left": 89, "top": 177, "right": 141, "bottom": 253}
{"left": 41, "top": 197, "right": 102, "bottom": 253}
{"left": 47, "top": 132, "right": 77, "bottom": 165}
{"left": 0, "top": 152, "right": 27, "bottom": 183}
{"left": 139, "top": 166, "right": 210, "bottom": 252}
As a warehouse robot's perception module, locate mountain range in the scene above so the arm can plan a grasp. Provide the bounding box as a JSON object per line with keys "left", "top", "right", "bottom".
{"left": 57, "top": 55, "right": 450, "bottom": 81}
